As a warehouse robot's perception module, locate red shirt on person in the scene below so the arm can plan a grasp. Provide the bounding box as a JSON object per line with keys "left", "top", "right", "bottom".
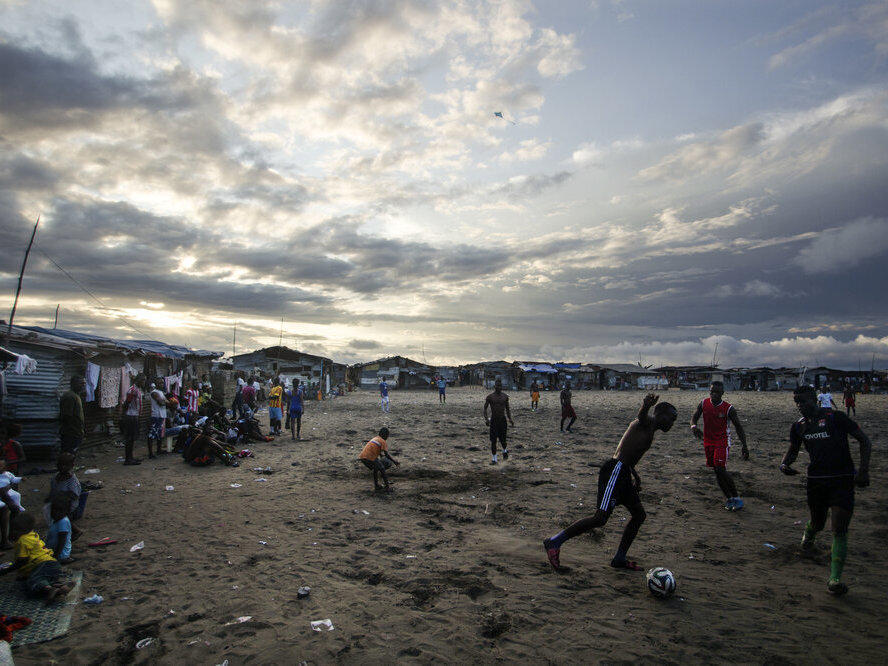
{"left": 701, "top": 397, "right": 733, "bottom": 448}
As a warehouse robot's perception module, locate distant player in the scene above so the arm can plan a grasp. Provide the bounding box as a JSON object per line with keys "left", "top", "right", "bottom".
{"left": 560, "top": 381, "right": 576, "bottom": 432}
{"left": 379, "top": 379, "right": 390, "bottom": 413}
{"left": 817, "top": 387, "right": 836, "bottom": 410}
{"left": 543, "top": 394, "right": 677, "bottom": 572}
{"left": 267, "top": 379, "right": 284, "bottom": 435}
{"left": 530, "top": 380, "right": 540, "bottom": 412}
{"left": 690, "top": 381, "right": 750, "bottom": 511}
{"left": 287, "top": 380, "right": 304, "bottom": 440}
{"left": 780, "top": 385, "right": 871, "bottom": 595}
{"left": 484, "top": 379, "right": 514, "bottom": 465}
{"left": 437, "top": 376, "right": 447, "bottom": 404}
{"left": 842, "top": 386, "right": 856, "bottom": 416}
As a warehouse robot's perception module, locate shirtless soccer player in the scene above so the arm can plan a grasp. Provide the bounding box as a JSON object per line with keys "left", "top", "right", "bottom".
{"left": 544, "top": 394, "right": 677, "bottom": 572}
{"left": 690, "top": 381, "right": 749, "bottom": 511}
{"left": 780, "top": 385, "right": 872, "bottom": 595}
{"left": 484, "top": 379, "right": 514, "bottom": 465}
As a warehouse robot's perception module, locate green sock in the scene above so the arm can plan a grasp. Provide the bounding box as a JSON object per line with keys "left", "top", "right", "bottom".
{"left": 830, "top": 534, "right": 848, "bottom": 581}
{"left": 803, "top": 521, "right": 817, "bottom": 543}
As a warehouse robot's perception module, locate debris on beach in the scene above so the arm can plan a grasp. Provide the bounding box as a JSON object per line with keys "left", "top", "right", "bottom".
{"left": 225, "top": 616, "right": 253, "bottom": 625}
{"left": 129, "top": 541, "right": 145, "bottom": 552}
{"left": 310, "top": 618, "right": 334, "bottom": 632}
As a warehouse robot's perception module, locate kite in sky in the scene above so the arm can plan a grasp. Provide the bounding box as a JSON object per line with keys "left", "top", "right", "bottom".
{"left": 493, "top": 111, "right": 517, "bottom": 125}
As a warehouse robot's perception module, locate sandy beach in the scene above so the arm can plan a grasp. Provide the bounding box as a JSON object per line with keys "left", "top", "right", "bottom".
{"left": 11, "top": 387, "right": 888, "bottom": 664}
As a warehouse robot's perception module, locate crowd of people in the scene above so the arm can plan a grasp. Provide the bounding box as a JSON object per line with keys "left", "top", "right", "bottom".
{"left": 0, "top": 370, "right": 317, "bottom": 603}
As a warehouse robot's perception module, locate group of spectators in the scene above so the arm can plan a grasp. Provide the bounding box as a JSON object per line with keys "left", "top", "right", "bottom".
{"left": 0, "top": 428, "right": 83, "bottom": 604}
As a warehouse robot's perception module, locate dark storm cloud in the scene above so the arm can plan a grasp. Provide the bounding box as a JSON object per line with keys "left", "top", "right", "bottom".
{"left": 0, "top": 152, "right": 59, "bottom": 191}
{"left": 0, "top": 42, "right": 137, "bottom": 126}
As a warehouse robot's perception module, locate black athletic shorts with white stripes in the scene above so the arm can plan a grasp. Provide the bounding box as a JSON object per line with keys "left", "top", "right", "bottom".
{"left": 597, "top": 458, "right": 640, "bottom": 512}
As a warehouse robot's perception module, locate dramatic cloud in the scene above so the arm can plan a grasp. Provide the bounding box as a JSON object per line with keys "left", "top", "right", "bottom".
{"left": 792, "top": 217, "right": 888, "bottom": 274}
{"left": 0, "top": 1, "right": 886, "bottom": 368}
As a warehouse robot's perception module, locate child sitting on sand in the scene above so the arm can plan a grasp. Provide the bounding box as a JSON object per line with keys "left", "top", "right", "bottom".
{"left": 0, "top": 512, "right": 72, "bottom": 604}
{"left": 45, "top": 496, "right": 74, "bottom": 564}
{"left": 358, "top": 427, "right": 399, "bottom": 492}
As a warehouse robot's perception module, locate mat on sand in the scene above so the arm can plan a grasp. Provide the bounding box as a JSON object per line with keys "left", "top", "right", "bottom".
{"left": 0, "top": 570, "right": 82, "bottom": 646}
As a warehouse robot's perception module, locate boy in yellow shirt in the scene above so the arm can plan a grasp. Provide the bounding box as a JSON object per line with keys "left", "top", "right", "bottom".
{"left": 0, "top": 513, "right": 72, "bottom": 604}
{"left": 358, "top": 427, "right": 399, "bottom": 492}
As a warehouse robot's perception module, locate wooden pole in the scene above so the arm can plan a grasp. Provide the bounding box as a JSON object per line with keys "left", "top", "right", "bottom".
{"left": 7, "top": 216, "right": 40, "bottom": 336}
{"left": 53, "top": 304, "right": 59, "bottom": 329}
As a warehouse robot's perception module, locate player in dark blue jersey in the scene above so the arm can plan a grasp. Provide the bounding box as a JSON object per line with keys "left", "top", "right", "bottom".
{"left": 780, "top": 385, "right": 872, "bottom": 595}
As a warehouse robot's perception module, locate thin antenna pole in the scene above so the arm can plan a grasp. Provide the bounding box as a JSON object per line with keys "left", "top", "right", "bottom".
{"left": 53, "top": 304, "right": 60, "bottom": 329}
{"left": 7, "top": 215, "right": 40, "bottom": 336}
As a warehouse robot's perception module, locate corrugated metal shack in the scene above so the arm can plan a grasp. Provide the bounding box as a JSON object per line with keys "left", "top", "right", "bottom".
{"left": 594, "top": 364, "right": 666, "bottom": 390}
{"left": 351, "top": 356, "right": 435, "bottom": 390}
{"left": 514, "top": 362, "right": 557, "bottom": 389}
{"left": 658, "top": 366, "right": 721, "bottom": 390}
{"left": 230, "top": 346, "right": 335, "bottom": 395}
{"left": 1, "top": 325, "right": 221, "bottom": 459}
{"left": 461, "top": 361, "right": 516, "bottom": 389}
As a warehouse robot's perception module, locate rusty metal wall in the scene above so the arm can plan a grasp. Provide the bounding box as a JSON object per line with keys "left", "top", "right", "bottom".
{"left": 1, "top": 342, "right": 70, "bottom": 458}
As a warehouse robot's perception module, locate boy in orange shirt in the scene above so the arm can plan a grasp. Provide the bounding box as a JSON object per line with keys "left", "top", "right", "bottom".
{"left": 359, "top": 427, "right": 399, "bottom": 491}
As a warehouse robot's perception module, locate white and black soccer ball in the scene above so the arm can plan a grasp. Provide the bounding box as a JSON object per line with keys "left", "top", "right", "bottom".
{"left": 646, "top": 567, "right": 676, "bottom": 598}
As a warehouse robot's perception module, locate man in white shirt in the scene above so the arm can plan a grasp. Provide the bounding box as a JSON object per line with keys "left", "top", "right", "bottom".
{"left": 817, "top": 387, "right": 837, "bottom": 410}
{"left": 148, "top": 382, "right": 167, "bottom": 459}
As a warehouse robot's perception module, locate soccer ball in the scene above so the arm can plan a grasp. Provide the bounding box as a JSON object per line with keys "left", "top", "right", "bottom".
{"left": 646, "top": 567, "right": 676, "bottom": 598}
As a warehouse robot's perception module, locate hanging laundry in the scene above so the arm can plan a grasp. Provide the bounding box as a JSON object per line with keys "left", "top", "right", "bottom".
{"left": 85, "top": 362, "right": 100, "bottom": 402}
{"left": 13, "top": 353, "right": 37, "bottom": 375}
{"left": 100, "top": 367, "right": 121, "bottom": 408}
{"left": 120, "top": 366, "right": 131, "bottom": 403}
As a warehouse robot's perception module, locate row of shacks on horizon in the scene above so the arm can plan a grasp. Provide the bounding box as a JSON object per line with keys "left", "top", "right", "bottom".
{"left": 1, "top": 323, "right": 885, "bottom": 459}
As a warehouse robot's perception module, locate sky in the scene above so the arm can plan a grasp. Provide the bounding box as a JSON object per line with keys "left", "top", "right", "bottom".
{"left": 1, "top": 0, "right": 887, "bottom": 368}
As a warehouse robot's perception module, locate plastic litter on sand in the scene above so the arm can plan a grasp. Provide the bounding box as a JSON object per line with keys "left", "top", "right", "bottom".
{"left": 83, "top": 594, "right": 103, "bottom": 604}
{"left": 297, "top": 586, "right": 311, "bottom": 598}
{"left": 130, "top": 541, "right": 145, "bottom": 552}
{"left": 165, "top": 486, "right": 174, "bottom": 491}
{"left": 84, "top": 468, "right": 101, "bottom": 474}
{"left": 135, "top": 638, "right": 155, "bottom": 649}
{"left": 310, "top": 619, "right": 334, "bottom": 632}
{"left": 230, "top": 483, "right": 242, "bottom": 488}
{"left": 763, "top": 543, "right": 778, "bottom": 550}
{"left": 225, "top": 616, "right": 252, "bottom": 625}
